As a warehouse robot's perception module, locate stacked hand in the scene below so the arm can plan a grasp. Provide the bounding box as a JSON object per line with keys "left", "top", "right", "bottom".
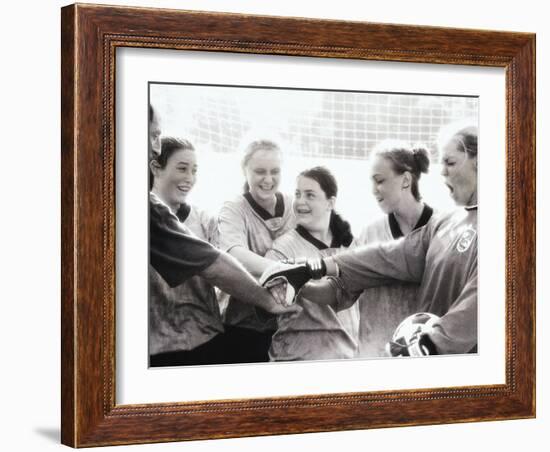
{"left": 260, "top": 259, "right": 327, "bottom": 307}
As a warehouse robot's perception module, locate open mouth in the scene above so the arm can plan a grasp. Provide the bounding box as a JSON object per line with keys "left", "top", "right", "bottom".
{"left": 177, "top": 186, "right": 191, "bottom": 193}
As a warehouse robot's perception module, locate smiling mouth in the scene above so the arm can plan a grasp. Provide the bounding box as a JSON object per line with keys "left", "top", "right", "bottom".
{"left": 178, "top": 186, "right": 191, "bottom": 193}
{"left": 445, "top": 183, "right": 454, "bottom": 193}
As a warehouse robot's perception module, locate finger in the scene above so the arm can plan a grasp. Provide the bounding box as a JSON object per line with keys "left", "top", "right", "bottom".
{"left": 280, "top": 303, "right": 302, "bottom": 315}
{"left": 267, "top": 280, "right": 289, "bottom": 305}
{"left": 284, "top": 284, "right": 296, "bottom": 307}
{"left": 263, "top": 275, "right": 288, "bottom": 289}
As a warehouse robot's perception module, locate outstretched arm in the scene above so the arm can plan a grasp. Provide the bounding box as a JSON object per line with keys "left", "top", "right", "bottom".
{"left": 327, "top": 226, "right": 431, "bottom": 294}
{"left": 299, "top": 279, "right": 339, "bottom": 306}
{"left": 227, "top": 246, "right": 274, "bottom": 277}
{"left": 201, "top": 252, "right": 299, "bottom": 315}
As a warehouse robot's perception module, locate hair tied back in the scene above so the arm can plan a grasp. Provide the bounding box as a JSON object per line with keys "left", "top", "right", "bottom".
{"left": 411, "top": 146, "right": 430, "bottom": 174}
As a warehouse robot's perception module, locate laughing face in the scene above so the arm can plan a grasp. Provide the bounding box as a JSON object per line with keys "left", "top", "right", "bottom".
{"left": 293, "top": 176, "right": 334, "bottom": 232}
{"left": 244, "top": 148, "right": 282, "bottom": 205}
{"left": 370, "top": 155, "right": 407, "bottom": 214}
{"left": 152, "top": 148, "right": 197, "bottom": 212}
{"left": 440, "top": 138, "right": 477, "bottom": 206}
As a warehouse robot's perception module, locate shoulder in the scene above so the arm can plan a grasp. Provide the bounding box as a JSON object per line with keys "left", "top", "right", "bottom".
{"left": 270, "top": 229, "right": 306, "bottom": 258}
{"left": 354, "top": 216, "right": 389, "bottom": 246}
{"left": 186, "top": 205, "right": 217, "bottom": 240}
{"left": 218, "top": 195, "right": 249, "bottom": 222}
{"left": 189, "top": 204, "right": 215, "bottom": 224}
{"left": 272, "top": 229, "right": 301, "bottom": 250}
{"left": 432, "top": 208, "right": 469, "bottom": 228}
{"left": 220, "top": 194, "right": 247, "bottom": 211}
{"left": 149, "top": 192, "right": 179, "bottom": 226}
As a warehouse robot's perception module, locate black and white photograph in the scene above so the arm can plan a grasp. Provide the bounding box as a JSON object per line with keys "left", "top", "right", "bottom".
{"left": 148, "top": 82, "right": 479, "bottom": 367}
{"left": 2, "top": 0, "right": 544, "bottom": 449}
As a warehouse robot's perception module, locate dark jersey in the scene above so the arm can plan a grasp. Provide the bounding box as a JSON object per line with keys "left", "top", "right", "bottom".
{"left": 149, "top": 193, "right": 220, "bottom": 287}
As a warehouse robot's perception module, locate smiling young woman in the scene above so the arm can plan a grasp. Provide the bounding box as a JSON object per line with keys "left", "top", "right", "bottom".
{"left": 289, "top": 122, "right": 480, "bottom": 356}
{"left": 216, "top": 139, "right": 296, "bottom": 362}
{"left": 148, "top": 137, "right": 224, "bottom": 366}
{"left": 265, "top": 166, "right": 359, "bottom": 361}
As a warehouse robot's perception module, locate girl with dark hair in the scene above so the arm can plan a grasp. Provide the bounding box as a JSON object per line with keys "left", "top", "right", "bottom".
{"left": 263, "top": 122, "right": 479, "bottom": 356}
{"left": 264, "top": 166, "right": 359, "bottom": 361}
{"left": 353, "top": 140, "right": 435, "bottom": 357}
{"left": 148, "top": 136, "right": 224, "bottom": 366}
{"left": 217, "top": 139, "right": 296, "bottom": 362}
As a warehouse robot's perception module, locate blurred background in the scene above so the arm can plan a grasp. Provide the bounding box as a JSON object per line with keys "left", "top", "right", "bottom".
{"left": 152, "top": 83, "right": 477, "bottom": 233}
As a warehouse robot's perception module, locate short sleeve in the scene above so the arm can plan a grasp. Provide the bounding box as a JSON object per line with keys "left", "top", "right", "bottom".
{"left": 150, "top": 198, "right": 220, "bottom": 287}
{"left": 217, "top": 200, "right": 248, "bottom": 253}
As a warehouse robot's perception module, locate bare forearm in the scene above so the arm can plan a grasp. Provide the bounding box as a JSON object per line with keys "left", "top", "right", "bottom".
{"left": 228, "top": 246, "right": 272, "bottom": 277}
{"left": 201, "top": 252, "right": 279, "bottom": 312}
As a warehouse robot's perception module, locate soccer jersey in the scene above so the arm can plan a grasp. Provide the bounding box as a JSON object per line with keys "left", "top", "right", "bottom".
{"left": 353, "top": 204, "right": 434, "bottom": 357}
{"left": 149, "top": 193, "right": 220, "bottom": 287}
{"left": 329, "top": 207, "right": 477, "bottom": 354}
{"left": 265, "top": 227, "right": 359, "bottom": 361}
{"left": 149, "top": 199, "right": 223, "bottom": 355}
{"left": 217, "top": 192, "right": 296, "bottom": 332}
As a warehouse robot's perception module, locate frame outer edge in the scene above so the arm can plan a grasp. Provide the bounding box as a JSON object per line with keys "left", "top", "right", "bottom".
{"left": 61, "top": 4, "right": 536, "bottom": 446}
{"left": 515, "top": 35, "right": 536, "bottom": 415}
{"left": 61, "top": 3, "right": 77, "bottom": 448}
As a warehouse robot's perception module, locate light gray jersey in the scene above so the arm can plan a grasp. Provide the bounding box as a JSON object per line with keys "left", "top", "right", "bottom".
{"left": 330, "top": 207, "right": 478, "bottom": 354}
{"left": 217, "top": 193, "right": 296, "bottom": 331}
{"left": 353, "top": 217, "right": 420, "bottom": 357}
{"left": 266, "top": 229, "right": 359, "bottom": 361}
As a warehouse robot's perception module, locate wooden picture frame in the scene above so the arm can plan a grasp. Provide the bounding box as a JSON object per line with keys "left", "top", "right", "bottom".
{"left": 61, "top": 3, "right": 535, "bottom": 447}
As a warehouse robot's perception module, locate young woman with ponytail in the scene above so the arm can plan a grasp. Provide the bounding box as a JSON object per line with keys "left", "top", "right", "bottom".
{"left": 264, "top": 166, "right": 360, "bottom": 361}
{"left": 353, "top": 141, "right": 434, "bottom": 357}
{"left": 217, "top": 139, "right": 296, "bottom": 362}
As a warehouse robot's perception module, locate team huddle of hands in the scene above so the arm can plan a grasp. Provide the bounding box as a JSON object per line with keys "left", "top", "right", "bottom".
{"left": 260, "top": 258, "right": 325, "bottom": 308}
{"left": 259, "top": 259, "right": 437, "bottom": 358}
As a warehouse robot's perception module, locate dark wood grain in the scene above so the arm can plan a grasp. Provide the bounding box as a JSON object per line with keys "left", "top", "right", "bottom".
{"left": 61, "top": 3, "right": 536, "bottom": 447}
{"left": 60, "top": 5, "right": 76, "bottom": 447}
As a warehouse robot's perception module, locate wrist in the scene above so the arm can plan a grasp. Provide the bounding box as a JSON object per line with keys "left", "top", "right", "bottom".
{"left": 306, "top": 258, "right": 326, "bottom": 279}
{"left": 323, "top": 258, "right": 339, "bottom": 277}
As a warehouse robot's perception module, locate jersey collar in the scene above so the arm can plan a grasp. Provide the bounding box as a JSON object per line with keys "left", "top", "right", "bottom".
{"left": 175, "top": 203, "right": 191, "bottom": 222}
{"left": 243, "top": 192, "right": 284, "bottom": 220}
{"left": 388, "top": 203, "right": 434, "bottom": 239}
{"left": 295, "top": 224, "right": 342, "bottom": 250}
